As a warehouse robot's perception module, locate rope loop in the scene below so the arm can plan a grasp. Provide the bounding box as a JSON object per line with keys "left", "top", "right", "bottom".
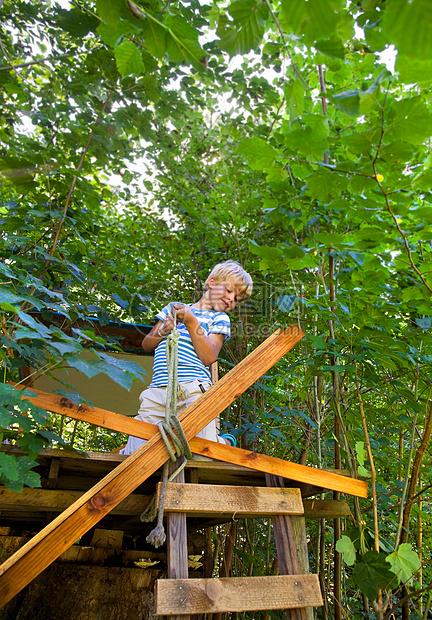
{"left": 143, "top": 308, "right": 193, "bottom": 547}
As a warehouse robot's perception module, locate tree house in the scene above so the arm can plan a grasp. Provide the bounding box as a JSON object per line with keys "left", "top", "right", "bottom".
{"left": 1, "top": 326, "right": 368, "bottom": 618}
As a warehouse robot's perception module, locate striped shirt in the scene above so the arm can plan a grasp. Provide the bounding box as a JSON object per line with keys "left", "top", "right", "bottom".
{"left": 149, "top": 302, "right": 231, "bottom": 387}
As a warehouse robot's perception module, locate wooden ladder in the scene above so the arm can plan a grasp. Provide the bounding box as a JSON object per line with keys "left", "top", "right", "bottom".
{"left": 155, "top": 465, "right": 322, "bottom": 619}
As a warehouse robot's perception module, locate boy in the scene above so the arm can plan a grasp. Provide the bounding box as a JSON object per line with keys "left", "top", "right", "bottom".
{"left": 119, "top": 260, "right": 253, "bottom": 455}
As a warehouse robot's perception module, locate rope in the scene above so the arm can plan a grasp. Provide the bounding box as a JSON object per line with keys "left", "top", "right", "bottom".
{"left": 141, "top": 309, "right": 192, "bottom": 548}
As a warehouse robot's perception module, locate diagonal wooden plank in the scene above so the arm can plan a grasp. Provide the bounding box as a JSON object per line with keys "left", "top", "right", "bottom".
{"left": 13, "top": 389, "right": 368, "bottom": 498}
{"left": 0, "top": 326, "right": 304, "bottom": 607}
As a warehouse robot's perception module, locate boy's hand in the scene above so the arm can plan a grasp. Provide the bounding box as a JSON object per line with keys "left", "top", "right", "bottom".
{"left": 163, "top": 312, "right": 175, "bottom": 335}
{"left": 172, "top": 303, "right": 195, "bottom": 327}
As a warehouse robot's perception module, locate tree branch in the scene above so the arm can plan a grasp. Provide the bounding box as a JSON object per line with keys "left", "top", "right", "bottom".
{"left": 0, "top": 53, "right": 73, "bottom": 72}
{"left": 46, "top": 89, "right": 114, "bottom": 261}
{"left": 373, "top": 172, "right": 432, "bottom": 294}
{"left": 383, "top": 580, "right": 432, "bottom": 620}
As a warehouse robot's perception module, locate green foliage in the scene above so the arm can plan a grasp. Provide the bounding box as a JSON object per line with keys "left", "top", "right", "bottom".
{"left": 336, "top": 535, "right": 357, "bottom": 566}
{"left": 352, "top": 550, "right": 398, "bottom": 600}
{"left": 386, "top": 543, "right": 422, "bottom": 586}
{"left": 1, "top": 0, "right": 432, "bottom": 616}
{"left": 218, "top": 0, "right": 270, "bottom": 56}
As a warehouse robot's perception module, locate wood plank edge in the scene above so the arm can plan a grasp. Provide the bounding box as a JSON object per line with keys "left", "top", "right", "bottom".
{"left": 155, "top": 574, "right": 323, "bottom": 615}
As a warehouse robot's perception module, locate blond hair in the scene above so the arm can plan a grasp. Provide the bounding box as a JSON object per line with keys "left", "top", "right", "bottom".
{"left": 204, "top": 260, "right": 253, "bottom": 302}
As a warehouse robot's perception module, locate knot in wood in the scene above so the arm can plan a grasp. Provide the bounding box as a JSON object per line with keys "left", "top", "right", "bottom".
{"left": 89, "top": 495, "right": 106, "bottom": 511}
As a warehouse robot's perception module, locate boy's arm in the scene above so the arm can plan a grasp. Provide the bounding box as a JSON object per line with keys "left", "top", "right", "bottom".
{"left": 141, "top": 315, "right": 175, "bottom": 352}
{"left": 141, "top": 305, "right": 225, "bottom": 365}
{"left": 173, "top": 304, "right": 225, "bottom": 366}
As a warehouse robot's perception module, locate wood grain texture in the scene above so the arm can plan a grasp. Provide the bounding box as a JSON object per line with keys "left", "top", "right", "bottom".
{"left": 154, "top": 575, "right": 323, "bottom": 615}
{"left": 303, "top": 499, "right": 350, "bottom": 519}
{"left": 266, "top": 473, "right": 311, "bottom": 620}
{"left": 13, "top": 391, "right": 368, "bottom": 498}
{"left": 167, "top": 459, "right": 189, "bottom": 620}
{"left": 0, "top": 326, "right": 303, "bottom": 608}
{"left": 0, "top": 487, "right": 153, "bottom": 515}
{"left": 160, "top": 483, "right": 304, "bottom": 516}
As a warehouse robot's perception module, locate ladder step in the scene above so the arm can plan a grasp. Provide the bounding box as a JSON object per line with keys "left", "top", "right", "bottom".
{"left": 158, "top": 483, "right": 304, "bottom": 517}
{"left": 303, "top": 498, "right": 351, "bottom": 519}
{"left": 155, "top": 574, "right": 323, "bottom": 615}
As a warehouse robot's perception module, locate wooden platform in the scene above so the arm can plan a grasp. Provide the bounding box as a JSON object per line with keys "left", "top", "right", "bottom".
{"left": 0, "top": 447, "right": 351, "bottom": 536}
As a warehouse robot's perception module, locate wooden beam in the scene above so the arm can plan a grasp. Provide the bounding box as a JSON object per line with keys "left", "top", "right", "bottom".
{"left": 303, "top": 499, "right": 351, "bottom": 519}
{"left": 0, "top": 326, "right": 304, "bottom": 607}
{"left": 58, "top": 545, "right": 165, "bottom": 565}
{"left": 160, "top": 483, "right": 304, "bottom": 517}
{"left": 266, "top": 473, "right": 310, "bottom": 620}
{"left": 154, "top": 575, "right": 323, "bottom": 615}
{"left": 0, "top": 487, "right": 152, "bottom": 516}
{"left": 90, "top": 528, "right": 123, "bottom": 549}
{"left": 167, "top": 459, "right": 190, "bottom": 620}
{"left": 0, "top": 536, "right": 166, "bottom": 566}
{"left": 13, "top": 391, "right": 368, "bottom": 499}
{"left": 0, "top": 488, "right": 350, "bottom": 522}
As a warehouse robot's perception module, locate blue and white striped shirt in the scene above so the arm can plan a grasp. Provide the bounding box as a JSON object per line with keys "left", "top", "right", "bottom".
{"left": 149, "top": 303, "right": 231, "bottom": 387}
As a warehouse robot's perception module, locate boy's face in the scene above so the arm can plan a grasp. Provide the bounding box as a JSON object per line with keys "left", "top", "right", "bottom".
{"left": 207, "top": 278, "right": 239, "bottom": 313}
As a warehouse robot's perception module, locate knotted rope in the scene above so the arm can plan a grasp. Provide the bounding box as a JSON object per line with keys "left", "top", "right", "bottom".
{"left": 140, "top": 309, "right": 192, "bottom": 548}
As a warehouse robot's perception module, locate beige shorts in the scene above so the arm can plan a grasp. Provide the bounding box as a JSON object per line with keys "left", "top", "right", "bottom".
{"left": 119, "top": 380, "right": 227, "bottom": 456}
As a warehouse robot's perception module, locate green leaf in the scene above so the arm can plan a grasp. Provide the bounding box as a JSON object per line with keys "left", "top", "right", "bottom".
{"left": 415, "top": 317, "right": 432, "bottom": 330}
{"left": 322, "top": 364, "right": 355, "bottom": 373}
{"left": 284, "top": 78, "right": 304, "bottom": 123}
{"left": 412, "top": 168, "right": 432, "bottom": 191}
{"left": 236, "top": 137, "right": 280, "bottom": 170}
{"left": 96, "top": 0, "right": 123, "bottom": 26}
{"left": 355, "top": 441, "right": 367, "bottom": 466}
{"left": 389, "top": 96, "right": 432, "bottom": 145}
{"left": 38, "top": 429, "right": 66, "bottom": 446}
{"left": 66, "top": 356, "right": 103, "bottom": 379}
{"left": 358, "top": 465, "right": 370, "bottom": 478}
{"left": 280, "top": 0, "right": 307, "bottom": 35}
{"left": 280, "top": 0, "right": 343, "bottom": 44}
{"left": 114, "top": 40, "right": 146, "bottom": 76}
{"left": 0, "top": 384, "right": 36, "bottom": 408}
{"left": 330, "top": 89, "right": 360, "bottom": 116}
{"left": 219, "top": 0, "right": 269, "bottom": 55}
{"left": 307, "top": 169, "right": 337, "bottom": 202}
{"left": 22, "top": 433, "right": 45, "bottom": 454}
{"left": 352, "top": 550, "right": 398, "bottom": 600}
{"left": 307, "top": 335, "right": 326, "bottom": 350}
{"left": 0, "top": 452, "right": 19, "bottom": 482}
{"left": 16, "top": 310, "right": 52, "bottom": 339}
{"left": 348, "top": 252, "right": 365, "bottom": 266}
{"left": 97, "top": 21, "right": 134, "bottom": 48}
{"left": 166, "top": 15, "right": 207, "bottom": 69}
{"left": 140, "top": 14, "right": 167, "bottom": 60}
{"left": 336, "top": 535, "right": 356, "bottom": 566}
{"left": 386, "top": 543, "right": 421, "bottom": 585}
{"left": 0, "top": 408, "right": 15, "bottom": 428}
{"left": 3, "top": 456, "right": 41, "bottom": 492}
{"left": 285, "top": 114, "right": 329, "bottom": 158}
{"left": 48, "top": 341, "right": 81, "bottom": 355}
{"left": 140, "top": 75, "right": 160, "bottom": 103}
{"left": 0, "top": 302, "right": 19, "bottom": 312}
{"left": 396, "top": 53, "right": 432, "bottom": 85}
{"left": 95, "top": 350, "right": 147, "bottom": 379}
{"left": 96, "top": 362, "right": 135, "bottom": 389}
{"left": 0, "top": 287, "right": 43, "bottom": 310}
{"left": 383, "top": 0, "right": 432, "bottom": 60}
{"left": 314, "top": 37, "right": 345, "bottom": 59}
